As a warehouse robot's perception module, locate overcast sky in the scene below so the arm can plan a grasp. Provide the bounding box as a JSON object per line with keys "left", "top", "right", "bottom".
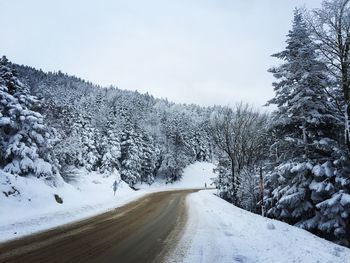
{"left": 1, "top": 0, "right": 323, "bottom": 108}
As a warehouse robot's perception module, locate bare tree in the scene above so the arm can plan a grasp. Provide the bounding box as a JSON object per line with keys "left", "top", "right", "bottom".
{"left": 210, "top": 106, "right": 237, "bottom": 197}
{"left": 210, "top": 103, "right": 270, "bottom": 203}
{"left": 308, "top": 0, "right": 350, "bottom": 150}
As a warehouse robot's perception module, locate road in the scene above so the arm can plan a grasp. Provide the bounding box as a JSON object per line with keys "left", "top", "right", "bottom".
{"left": 0, "top": 189, "right": 197, "bottom": 263}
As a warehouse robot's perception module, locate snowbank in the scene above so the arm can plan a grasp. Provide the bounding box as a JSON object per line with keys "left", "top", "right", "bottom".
{"left": 169, "top": 190, "right": 350, "bottom": 263}
{"left": 0, "top": 169, "right": 148, "bottom": 243}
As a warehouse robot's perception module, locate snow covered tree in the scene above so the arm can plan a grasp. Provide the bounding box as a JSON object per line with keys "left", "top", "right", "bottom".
{"left": 236, "top": 168, "right": 261, "bottom": 213}
{"left": 299, "top": 161, "right": 350, "bottom": 245}
{"left": 266, "top": 9, "right": 331, "bottom": 221}
{"left": 309, "top": 0, "right": 350, "bottom": 152}
{"left": 265, "top": 9, "right": 350, "bottom": 246}
{"left": 0, "top": 56, "right": 60, "bottom": 183}
{"left": 78, "top": 115, "right": 101, "bottom": 171}
{"left": 161, "top": 114, "right": 194, "bottom": 182}
{"left": 99, "top": 116, "right": 121, "bottom": 174}
{"left": 268, "top": 9, "right": 337, "bottom": 163}
{"left": 119, "top": 114, "right": 142, "bottom": 186}
{"left": 11, "top": 63, "right": 218, "bottom": 186}
{"left": 213, "top": 155, "right": 235, "bottom": 203}
{"left": 186, "top": 117, "right": 212, "bottom": 162}
{"left": 51, "top": 105, "right": 83, "bottom": 170}
{"left": 140, "top": 133, "right": 156, "bottom": 185}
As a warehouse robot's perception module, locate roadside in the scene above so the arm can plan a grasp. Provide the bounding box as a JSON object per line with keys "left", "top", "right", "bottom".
{"left": 167, "top": 190, "right": 350, "bottom": 263}
{"left": 0, "top": 170, "right": 149, "bottom": 243}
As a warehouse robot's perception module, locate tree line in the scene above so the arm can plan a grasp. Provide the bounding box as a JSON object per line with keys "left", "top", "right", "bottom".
{"left": 1, "top": 58, "right": 215, "bottom": 189}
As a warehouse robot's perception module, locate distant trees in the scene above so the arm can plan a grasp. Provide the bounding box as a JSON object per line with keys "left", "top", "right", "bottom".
{"left": 7, "top": 61, "right": 214, "bottom": 188}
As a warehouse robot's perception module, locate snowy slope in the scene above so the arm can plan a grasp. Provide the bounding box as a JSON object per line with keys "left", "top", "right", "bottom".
{"left": 0, "top": 169, "right": 148, "bottom": 243}
{"left": 169, "top": 190, "right": 350, "bottom": 263}
{"left": 136, "top": 162, "right": 217, "bottom": 190}
{"left": 174, "top": 162, "right": 216, "bottom": 189}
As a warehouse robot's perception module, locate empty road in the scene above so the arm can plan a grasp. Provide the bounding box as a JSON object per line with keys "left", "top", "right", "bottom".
{"left": 0, "top": 189, "right": 197, "bottom": 263}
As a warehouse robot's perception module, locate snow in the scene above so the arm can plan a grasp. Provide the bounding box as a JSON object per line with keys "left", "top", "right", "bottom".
{"left": 0, "top": 116, "right": 11, "bottom": 125}
{"left": 136, "top": 162, "right": 216, "bottom": 190}
{"left": 0, "top": 169, "right": 149, "bottom": 243}
{"left": 168, "top": 190, "right": 350, "bottom": 263}
{"left": 341, "top": 193, "right": 350, "bottom": 206}
{"left": 176, "top": 162, "right": 216, "bottom": 188}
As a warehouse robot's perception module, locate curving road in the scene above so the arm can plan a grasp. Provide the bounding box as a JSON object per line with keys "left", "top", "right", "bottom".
{"left": 0, "top": 189, "right": 197, "bottom": 263}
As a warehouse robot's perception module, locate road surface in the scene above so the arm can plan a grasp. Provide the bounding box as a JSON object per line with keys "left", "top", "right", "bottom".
{"left": 0, "top": 189, "right": 197, "bottom": 263}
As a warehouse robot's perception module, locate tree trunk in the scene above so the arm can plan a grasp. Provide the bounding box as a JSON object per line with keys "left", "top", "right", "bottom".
{"left": 345, "top": 104, "right": 350, "bottom": 152}
{"left": 302, "top": 121, "right": 308, "bottom": 158}
{"left": 259, "top": 166, "right": 264, "bottom": 217}
{"left": 230, "top": 157, "right": 236, "bottom": 204}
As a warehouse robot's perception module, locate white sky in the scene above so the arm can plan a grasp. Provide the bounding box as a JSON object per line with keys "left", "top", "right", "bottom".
{"left": 0, "top": 0, "right": 322, "bottom": 108}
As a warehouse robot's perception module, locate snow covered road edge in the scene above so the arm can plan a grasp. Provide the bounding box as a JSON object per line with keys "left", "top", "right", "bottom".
{"left": 168, "top": 190, "right": 350, "bottom": 263}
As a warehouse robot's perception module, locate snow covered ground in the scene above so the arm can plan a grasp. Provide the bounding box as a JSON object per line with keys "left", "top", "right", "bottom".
{"left": 169, "top": 190, "right": 350, "bottom": 263}
{"left": 136, "top": 162, "right": 216, "bottom": 190}
{"left": 0, "top": 169, "right": 149, "bottom": 242}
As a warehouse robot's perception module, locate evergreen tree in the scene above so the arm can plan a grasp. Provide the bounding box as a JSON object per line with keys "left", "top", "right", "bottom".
{"left": 265, "top": 9, "right": 349, "bottom": 245}
{"left": 0, "top": 56, "right": 59, "bottom": 183}
{"left": 140, "top": 133, "right": 156, "bottom": 185}
{"left": 119, "top": 115, "right": 142, "bottom": 186}
{"left": 100, "top": 116, "right": 121, "bottom": 174}
{"left": 267, "top": 9, "right": 336, "bottom": 163}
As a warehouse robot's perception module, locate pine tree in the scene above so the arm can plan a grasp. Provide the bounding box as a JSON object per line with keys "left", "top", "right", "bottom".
{"left": 0, "top": 56, "right": 59, "bottom": 183}
{"left": 51, "top": 105, "right": 83, "bottom": 171}
{"left": 100, "top": 117, "right": 121, "bottom": 174}
{"left": 265, "top": 9, "right": 340, "bottom": 230}
{"left": 140, "top": 133, "right": 156, "bottom": 185}
{"left": 78, "top": 114, "right": 101, "bottom": 171}
{"left": 268, "top": 9, "right": 336, "bottom": 162}
{"left": 119, "top": 116, "right": 142, "bottom": 186}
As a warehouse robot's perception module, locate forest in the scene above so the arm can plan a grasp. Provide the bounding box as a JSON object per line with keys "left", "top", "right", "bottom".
{"left": 1, "top": 0, "right": 350, "bottom": 247}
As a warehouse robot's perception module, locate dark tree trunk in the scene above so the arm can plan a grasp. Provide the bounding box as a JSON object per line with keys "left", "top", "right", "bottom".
{"left": 230, "top": 157, "right": 236, "bottom": 204}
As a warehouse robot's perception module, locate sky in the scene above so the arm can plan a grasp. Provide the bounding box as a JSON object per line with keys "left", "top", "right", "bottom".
{"left": 0, "top": 0, "right": 323, "bottom": 108}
